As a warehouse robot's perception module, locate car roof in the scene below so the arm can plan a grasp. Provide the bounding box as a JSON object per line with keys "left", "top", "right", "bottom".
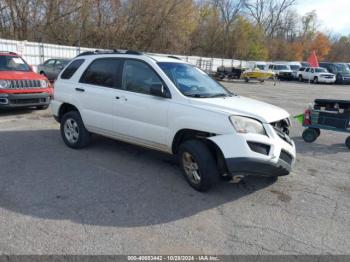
{"left": 75, "top": 52, "right": 186, "bottom": 65}
{"left": 0, "top": 51, "right": 18, "bottom": 56}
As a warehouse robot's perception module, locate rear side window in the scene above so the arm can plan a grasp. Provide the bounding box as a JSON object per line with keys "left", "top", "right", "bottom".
{"left": 80, "top": 58, "right": 122, "bottom": 88}
{"left": 61, "top": 59, "right": 84, "bottom": 79}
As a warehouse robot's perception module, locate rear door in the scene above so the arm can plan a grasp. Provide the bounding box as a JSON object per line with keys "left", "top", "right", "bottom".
{"left": 76, "top": 58, "right": 123, "bottom": 133}
{"left": 112, "top": 59, "right": 170, "bottom": 150}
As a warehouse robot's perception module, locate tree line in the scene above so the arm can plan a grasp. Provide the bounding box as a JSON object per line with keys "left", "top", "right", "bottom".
{"left": 0, "top": 0, "right": 349, "bottom": 62}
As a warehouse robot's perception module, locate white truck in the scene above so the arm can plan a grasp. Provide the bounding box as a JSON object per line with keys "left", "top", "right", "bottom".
{"left": 51, "top": 50, "right": 296, "bottom": 191}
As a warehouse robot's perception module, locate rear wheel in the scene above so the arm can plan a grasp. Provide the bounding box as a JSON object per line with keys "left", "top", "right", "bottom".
{"left": 178, "top": 140, "right": 219, "bottom": 192}
{"left": 314, "top": 76, "right": 318, "bottom": 84}
{"left": 345, "top": 137, "right": 350, "bottom": 149}
{"left": 299, "top": 75, "right": 303, "bottom": 82}
{"left": 60, "top": 111, "right": 91, "bottom": 149}
{"left": 244, "top": 77, "right": 249, "bottom": 83}
{"left": 302, "top": 128, "right": 318, "bottom": 143}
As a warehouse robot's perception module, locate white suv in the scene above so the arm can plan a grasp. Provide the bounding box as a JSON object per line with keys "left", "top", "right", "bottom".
{"left": 298, "top": 67, "right": 336, "bottom": 84}
{"left": 51, "top": 51, "right": 296, "bottom": 191}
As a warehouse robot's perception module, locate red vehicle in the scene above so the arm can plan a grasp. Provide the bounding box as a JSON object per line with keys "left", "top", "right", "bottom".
{"left": 0, "top": 51, "right": 52, "bottom": 109}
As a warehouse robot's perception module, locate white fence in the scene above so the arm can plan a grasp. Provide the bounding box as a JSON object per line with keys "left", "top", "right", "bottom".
{"left": 0, "top": 38, "right": 248, "bottom": 72}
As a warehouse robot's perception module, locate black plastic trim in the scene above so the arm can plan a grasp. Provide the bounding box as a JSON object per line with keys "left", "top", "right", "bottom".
{"left": 226, "top": 157, "right": 291, "bottom": 177}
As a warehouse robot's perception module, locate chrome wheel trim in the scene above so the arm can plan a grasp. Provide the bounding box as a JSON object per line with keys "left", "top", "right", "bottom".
{"left": 64, "top": 118, "right": 79, "bottom": 144}
{"left": 182, "top": 152, "right": 201, "bottom": 184}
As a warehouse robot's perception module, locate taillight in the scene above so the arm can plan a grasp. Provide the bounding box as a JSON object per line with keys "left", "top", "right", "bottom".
{"left": 303, "top": 109, "right": 311, "bottom": 125}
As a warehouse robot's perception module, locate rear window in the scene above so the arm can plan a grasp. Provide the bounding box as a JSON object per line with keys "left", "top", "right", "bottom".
{"left": 61, "top": 59, "right": 84, "bottom": 79}
{"left": 80, "top": 58, "right": 122, "bottom": 88}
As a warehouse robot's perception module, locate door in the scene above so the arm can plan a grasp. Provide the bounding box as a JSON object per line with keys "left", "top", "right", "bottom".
{"left": 304, "top": 68, "right": 311, "bottom": 80}
{"left": 44, "top": 59, "right": 56, "bottom": 80}
{"left": 76, "top": 58, "right": 123, "bottom": 133}
{"left": 113, "top": 59, "right": 170, "bottom": 149}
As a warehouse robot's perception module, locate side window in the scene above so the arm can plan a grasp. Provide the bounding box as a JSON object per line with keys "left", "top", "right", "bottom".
{"left": 311, "top": 69, "right": 314, "bottom": 73}
{"left": 305, "top": 68, "right": 310, "bottom": 72}
{"left": 61, "top": 59, "right": 85, "bottom": 79}
{"left": 122, "top": 60, "right": 162, "bottom": 95}
{"left": 80, "top": 58, "right": 122, "bottom": 87}
{"left": 45, "top": 60, "right": 55, "bottom": 67}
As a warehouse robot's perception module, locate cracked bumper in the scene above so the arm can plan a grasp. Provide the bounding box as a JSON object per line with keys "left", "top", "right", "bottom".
{"left": 225, "top": 157, "right": 291, "bottom": 176}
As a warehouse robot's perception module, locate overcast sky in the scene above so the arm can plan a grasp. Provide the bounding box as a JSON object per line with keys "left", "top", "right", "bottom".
{"left": 296, "top": 0, "right": 350, "bottom": 35}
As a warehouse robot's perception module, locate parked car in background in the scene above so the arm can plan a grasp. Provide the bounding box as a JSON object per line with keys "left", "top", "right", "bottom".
{"left": 268, "top": 63, "right": 293, "bottom": 80}
{"left": 298, "top": 67, "right": 336, "bottom": 84}
{"left": 37, "top": 58, "right": 71, "bottom": 81}
{"left": 0, "top": 51, "right": 52, "bottom": 109}
{"left": 51, "top": 50, "right": 296, "bottom": 192}
{"left": 287, "top": 61, "right": 302, "bottom": 79}
{"left": 301, "top": 62, "right": 310, "bottom": 67}
{"left": 319, "top": 62, "right": 350, "bottom": 84}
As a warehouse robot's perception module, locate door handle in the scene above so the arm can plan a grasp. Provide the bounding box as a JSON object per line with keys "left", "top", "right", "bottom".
{"left": 116, "top": 96, "right": 127, "bottom": 101}
{"left": 75, "top": 88, "right": 85, "bottom": 92}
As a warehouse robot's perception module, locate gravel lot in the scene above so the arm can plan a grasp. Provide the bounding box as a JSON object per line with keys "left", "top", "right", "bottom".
{"left": 0, "top": 80, "right": 349, "bottom": 255}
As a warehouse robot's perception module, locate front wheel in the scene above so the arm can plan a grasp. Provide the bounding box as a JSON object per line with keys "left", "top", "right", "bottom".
{"left": 314, "top": 77, "right": 318, "bottom": 84}
{"left": 60, "top": 111, "right": 91, "bottom": 149}
{"left": 302, "top": 128, "right": 318, "bottom": 143}
{"left": 178, "top": 140, "right": 219, "bottom": 192}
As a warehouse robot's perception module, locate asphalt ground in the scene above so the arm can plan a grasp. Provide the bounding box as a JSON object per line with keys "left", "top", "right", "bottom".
{"left": 0, "top": 80, "right": 349, "bottom": 255}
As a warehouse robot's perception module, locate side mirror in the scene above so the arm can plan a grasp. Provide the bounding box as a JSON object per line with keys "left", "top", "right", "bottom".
{"left": 150, "top": 84, "right": 167, "bottom": 98}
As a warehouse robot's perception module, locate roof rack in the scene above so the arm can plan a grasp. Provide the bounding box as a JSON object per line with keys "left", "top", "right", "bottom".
{"left": 76, "top": 49, "right": 143, "bottom": 57}
{"left": 167, "top": 55, "right": 181, "bottom": 60}
{"left": 0, "top": 51, "right": 18, "bottom": 55}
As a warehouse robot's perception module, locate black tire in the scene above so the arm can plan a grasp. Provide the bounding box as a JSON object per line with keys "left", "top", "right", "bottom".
{"left": 299, "top": 75, "right": 303, "bottom": 82}
{"left": 60, "top": 111, "right": 91, "bottom": 149}
{"left": 345, "top": 137, "right": 350, "bottom": 149}
{"left": 244, "top": 77, "right": 249, "bottom": 83}
{"left": 36, "top": 105, "right": 49, "bottom": 110}
{"left": 302, "top": 128, "right": 318, "bottom": 143}
{"left": 314, "top": 77, "right": 318, "bottom": 84}
{"left": 314, "top": 128, "right": 321, "bottom": 137}
{"left": 178, "top": 139, "right": 219, "bottom": 192}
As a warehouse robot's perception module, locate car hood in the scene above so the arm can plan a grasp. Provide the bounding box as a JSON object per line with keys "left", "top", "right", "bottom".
{"left": 189, "top": 95, "right": 290, "bottom": 123}
{"left": 0, "top": 71, "right": 45, "bottom": 80}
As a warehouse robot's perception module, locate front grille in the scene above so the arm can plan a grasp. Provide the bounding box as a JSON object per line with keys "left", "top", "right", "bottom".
{"left": 279, "top": 150, "right": 293, "bottom": 165}
{"left": 10, "top": 98, "right": 47, "bottom": 104}
{"left": 8, "top": 80, "right": 42, "bottom": 89}
{"left": 247, "top": 142, "right": 270, "bottom": 155}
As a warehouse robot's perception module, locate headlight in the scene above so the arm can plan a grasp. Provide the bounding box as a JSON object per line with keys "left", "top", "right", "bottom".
{"left": 229, "top": 115, "right": 266, "bottom": 135}
{"left": 0, "top": 80, "right": 11, "bottom": 89}
{"left": 40, "top": 79, "right": 48, "bottom": 88}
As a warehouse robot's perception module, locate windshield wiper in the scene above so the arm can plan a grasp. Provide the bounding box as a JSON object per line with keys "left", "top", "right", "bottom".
{"left": 184, "top": 93, "right": 205, "bottom": 98}
{"left": 207, "top": 93, "right": 231, "bottom": 98}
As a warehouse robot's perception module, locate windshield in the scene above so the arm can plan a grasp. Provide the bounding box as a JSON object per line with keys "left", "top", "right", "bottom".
{"left": 315, "top": 68, "right": 327, "bottom": 73}
{"left": 256, "top": 64, "right": 266, "bottom": 70}
{"left": 0, "top": 55, "right": 31, "bottom": 71}
{"left": 158, "top": 62, "right": 231, "bottom": 98}
{"left": 276, "top": 65, "right": 290, "bottom": 70}
{"left": 335, "top": 63, "right": 350, "bottom": 73}
{"left": 290, "top": 65, "right": 300, "bottom": 71}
